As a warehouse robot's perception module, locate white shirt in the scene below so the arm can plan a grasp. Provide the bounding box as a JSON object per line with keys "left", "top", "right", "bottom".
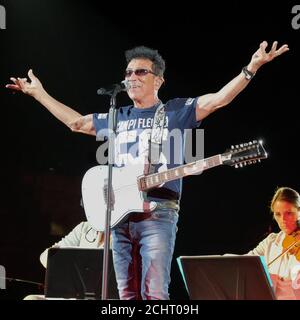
{"left": 248, "top": 231, "right": 300, "bottom": 300}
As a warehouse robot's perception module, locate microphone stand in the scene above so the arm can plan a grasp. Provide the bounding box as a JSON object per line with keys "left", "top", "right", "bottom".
{"left": 98, "top": 83, "right": 123, "bottom": 300}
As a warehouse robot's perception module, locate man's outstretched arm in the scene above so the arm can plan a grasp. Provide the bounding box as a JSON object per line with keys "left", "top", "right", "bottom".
{"left": 195, "top": 41, "right": 289, "bottom": 121}
{"left": 6, "top": 69, "right": 95, "bottom": 135}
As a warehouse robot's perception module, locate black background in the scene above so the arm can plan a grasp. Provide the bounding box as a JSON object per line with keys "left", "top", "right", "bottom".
{"left": 0, "top": 0, "right": 299, "bottom": 300}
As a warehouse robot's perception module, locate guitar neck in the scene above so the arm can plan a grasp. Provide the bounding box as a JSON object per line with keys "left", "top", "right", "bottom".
{"left": 138, "top": 154, "right": 223, "bottom": 191}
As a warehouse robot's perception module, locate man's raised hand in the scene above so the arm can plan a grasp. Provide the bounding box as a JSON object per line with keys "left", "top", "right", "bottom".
{"left": 249, "top": 41, "right": 289, "bottom": 71}
{"left": 6, "top": 69, "right": 44, "bottom": 99}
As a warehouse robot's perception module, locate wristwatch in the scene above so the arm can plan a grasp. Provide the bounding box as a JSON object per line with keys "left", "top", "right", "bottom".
{"left": 242, "top": 66, "right": 255, "bottom": 80}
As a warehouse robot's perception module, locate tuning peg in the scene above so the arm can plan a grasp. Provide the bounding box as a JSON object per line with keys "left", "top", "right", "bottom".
{"left": 235, "top": 164, "right": 239, "bottom": 168}
{"left": 240, "top": 144, "right": 244, "bottom": 148}
{"left": 235, "top": 144, "right": 239, "bottom": 149}
{"left": 258, "top": 159, "right": 261, "bottom": 163}
{"left": 249, "top": 141, "right": 252, "bottom": 145}
{"left": 231, "top": 145, "right": 234, "bottom": 149}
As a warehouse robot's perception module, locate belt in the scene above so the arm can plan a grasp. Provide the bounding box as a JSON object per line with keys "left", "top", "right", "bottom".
{"left": 156, "top": 200, "right": 180, "bottom": 211}
{"left": 127, "top": 200, "right": 180, "bottom": 223}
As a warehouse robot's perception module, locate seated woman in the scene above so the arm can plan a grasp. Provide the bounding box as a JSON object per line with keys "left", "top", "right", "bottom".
{"left": 39, "top": 221, "right": 104, "bottom": 267}
{"left": 248, "top": 187, "right": 300, "bottom": 300}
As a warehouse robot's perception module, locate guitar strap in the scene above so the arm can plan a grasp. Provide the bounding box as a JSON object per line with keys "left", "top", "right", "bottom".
{"left": 148, "top": 101, "right": 165, "bottom": 173}
{"left": 146, "top": 102, "right": 180, "bottom": 203}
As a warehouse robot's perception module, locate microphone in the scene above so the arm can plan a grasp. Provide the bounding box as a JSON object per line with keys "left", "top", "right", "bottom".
{"left": 97, "top": 80, "right": 130, "bottom": 95}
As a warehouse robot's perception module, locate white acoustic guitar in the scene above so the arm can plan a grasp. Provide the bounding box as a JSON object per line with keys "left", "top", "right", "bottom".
{"left": 82, "top": 140, "right": 267, "bottom": 231}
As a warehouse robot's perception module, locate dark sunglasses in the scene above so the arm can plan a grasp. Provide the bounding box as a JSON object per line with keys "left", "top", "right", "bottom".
{"left": 124, "top": 68, "right": 157, "bottom": 78}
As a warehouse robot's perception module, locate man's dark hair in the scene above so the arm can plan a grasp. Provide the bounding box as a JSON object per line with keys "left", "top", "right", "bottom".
{"left": 125, "top": 46, "right": 165, "bottom": 77}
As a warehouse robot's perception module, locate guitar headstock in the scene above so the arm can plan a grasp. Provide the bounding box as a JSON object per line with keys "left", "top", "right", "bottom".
{"left": 221, "top": 139, "right": 268, "bottom": 168}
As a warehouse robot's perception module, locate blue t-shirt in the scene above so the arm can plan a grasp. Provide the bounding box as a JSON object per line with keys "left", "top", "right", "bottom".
{"left": 93, "top": 97, "right": 201, "bottom": 201}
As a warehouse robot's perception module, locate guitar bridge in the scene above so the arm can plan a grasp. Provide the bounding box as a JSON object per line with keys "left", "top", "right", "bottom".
{"left": 103, "top": 178, "right": 115, "bottom": 210}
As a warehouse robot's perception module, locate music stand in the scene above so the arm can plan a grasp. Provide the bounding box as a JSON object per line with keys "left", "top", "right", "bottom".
{"left": 177, "top": 255, "right": 276, "bottom": 300}
{"left": 44, "top": 247, "right": 118, "bottom": 300}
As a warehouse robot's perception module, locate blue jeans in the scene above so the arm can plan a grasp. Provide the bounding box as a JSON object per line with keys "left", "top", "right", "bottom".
{"left": 111, "top": 208, "right": 179, "bottom": 300}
